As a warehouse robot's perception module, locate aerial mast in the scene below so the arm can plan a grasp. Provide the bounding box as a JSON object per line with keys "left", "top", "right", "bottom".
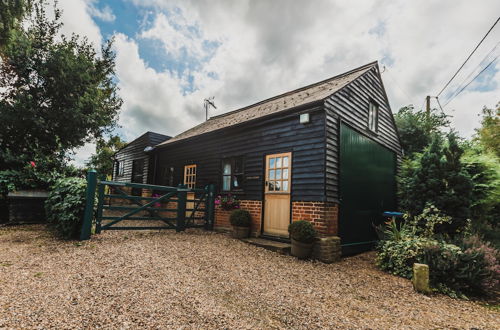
{"left": 204, "top": 97, "right": 217, "bottom": 121}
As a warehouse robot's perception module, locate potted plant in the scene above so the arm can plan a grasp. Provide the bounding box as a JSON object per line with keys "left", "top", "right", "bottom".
{"left": 288, "top": 220, "right": 317, "bottom": 259}
{"left": 229, "top": 209, "right": 251, "bottom": 238}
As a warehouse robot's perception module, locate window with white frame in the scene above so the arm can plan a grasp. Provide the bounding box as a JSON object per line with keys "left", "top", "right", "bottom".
{"left": 116, "top": 160, "right": 124, "bottom": 176}
{"left": 368, "top": 101, "right": 379, "bottom": 132}
{"left": 222, "top": 157, "right": 244, "bottom": 192}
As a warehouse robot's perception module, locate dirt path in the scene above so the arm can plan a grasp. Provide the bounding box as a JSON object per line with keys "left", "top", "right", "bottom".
{"left": 0, "top": 225, "right": 498, "bottom": 329}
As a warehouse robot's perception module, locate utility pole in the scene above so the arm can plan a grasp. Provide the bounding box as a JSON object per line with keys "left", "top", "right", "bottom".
{"left": 425, "top": 95, "right": 431, "bottom": 133}
{"left": 204, "top": 97, "right": 217, "bottom": 121}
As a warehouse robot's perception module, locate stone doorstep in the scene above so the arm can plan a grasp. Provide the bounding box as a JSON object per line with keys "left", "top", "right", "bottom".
{"left": 240, "top": 237, "right": 291, "bottom": 255}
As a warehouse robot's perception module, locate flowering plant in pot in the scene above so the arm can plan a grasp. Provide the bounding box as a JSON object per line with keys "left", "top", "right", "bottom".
{"left": 229, "top": 209, "right": 251, "bottom": 239}
{"left": 215, "top": 194, "right": 240, "bottom": 211}
{"left": 288, "top": 220, "right": 317, "bottom": 259}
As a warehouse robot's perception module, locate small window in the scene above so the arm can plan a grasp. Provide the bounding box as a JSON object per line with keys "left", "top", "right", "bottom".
{"left": 183, "top": 164, "right": 197, "bottom": 189}
{"left": 116, "top": 160, "right": 124, "bottom": 176}
{"left": 368, "top": 102, "right": 379, "bottom": 132}
{"left": 160, "top": 166, "right": 174, "bottom": 186}
{"left": 222, "top": 157, "right": 244, "bottom": 192}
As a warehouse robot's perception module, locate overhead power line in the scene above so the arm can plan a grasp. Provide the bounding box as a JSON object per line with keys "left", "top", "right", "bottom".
{"left": 381, "top": 66, "right": 416, "bottom": 106}
{"left": 442, "top": 41, "right": 500, "bottom": 105}
{"left": 443, "top": 54, "right": 499, "bottom": 108}
{"left": 436, "top": 16, "right": 500, "bottom": 97}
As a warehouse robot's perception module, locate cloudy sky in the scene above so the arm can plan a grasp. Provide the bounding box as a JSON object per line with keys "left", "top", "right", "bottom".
{"left": 59, "top": 0, "right": 500, "bottom": 165}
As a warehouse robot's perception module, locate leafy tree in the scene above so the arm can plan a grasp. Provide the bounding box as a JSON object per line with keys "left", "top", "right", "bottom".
{"left": 475, "top": 103, "right": 500, "bottom": 158}
{"left": 0, "top": 0, "right": 30, "bottom": 49}
{"left": 394, "top": 105, "right": 449, "bottom": 156}
{"left": 399, "top": 133, "right": 473, "bottom": 235}
{"left": 86, "top": 135, "right": 126, "bottom": 176}
{"left": 0, "top": 1, "right": 122, "bottom": 173}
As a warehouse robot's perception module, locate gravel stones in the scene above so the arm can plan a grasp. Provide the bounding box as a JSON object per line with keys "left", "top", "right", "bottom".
{"left": 0, "top": 224, "right": 498, "bottom": 329}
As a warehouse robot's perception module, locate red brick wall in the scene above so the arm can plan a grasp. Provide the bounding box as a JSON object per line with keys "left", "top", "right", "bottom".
{"left": 291, "top": 202, "right": 338, "bottom": 236}
{"left": 215, "top": 200, "right": 338, "bottom": 237}
{"left": 215, "top": 200, "right": 262, "bottom": 236}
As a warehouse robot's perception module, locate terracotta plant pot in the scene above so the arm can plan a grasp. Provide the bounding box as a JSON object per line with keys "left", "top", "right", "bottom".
{"left": 291, "top": 239, "right": 314, "bottom": 259}
{"left": 232, "top": 225, "right": 250, "bottom": 239}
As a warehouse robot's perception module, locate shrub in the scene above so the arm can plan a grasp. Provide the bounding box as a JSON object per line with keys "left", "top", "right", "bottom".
{"left": 288, "top": 220, "right": 316, "bottom": 243}
{"left": 377, "top": 236, "right": 435, "bottom": 278}
{"left": 45, "top": 177, "right": 90, "bottom": 239}
{"left": 229, "top": 209, "right": 251, "bottom": 227}
{"left": 377, "top": 212, "right": 500, "bottom": 298}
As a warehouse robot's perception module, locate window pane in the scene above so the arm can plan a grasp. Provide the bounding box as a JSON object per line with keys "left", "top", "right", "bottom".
{"left": 283, "top": 156, "right": 289, "bottom": 167}
{"left": 269, "top": 158, "right": 275, "bottom": 169}
{"left": 275, "top": 181, "right": 281, "bottom": 191}
{"left": 276, "top": 169, "right": 282, "bottom": 179}
{"left": 268, "top": 181, "right": 275, "bottom": 191}
{"left": 276, "top": 157, "right": 282, "bottom": 168}
{"left": 234, "top": 158, "right": 243, "bottom": 174}
{"left": 283, "top": 169, "right": 288, "bottom": 179}
{"left": 223, "top": 176, "right": 231, "bottom": 191}
{"left": 233, "top": 175, "right": 242, "bottom": 188}
{"left": 269, "top": 169, "right": 275, "bottom": 179}
{"left": 283, "top": 181, "right": 289, "bottom": 191}
{"left": 223, "top": 162, "right": 231, "bottom": 175}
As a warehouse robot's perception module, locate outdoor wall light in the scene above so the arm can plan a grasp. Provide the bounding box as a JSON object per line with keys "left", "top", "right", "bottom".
{"left": 300, "top": 113, "right": 310, "bottom": 124}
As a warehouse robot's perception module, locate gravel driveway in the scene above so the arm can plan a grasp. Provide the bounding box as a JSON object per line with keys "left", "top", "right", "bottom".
{"left": 0, "top": 224, "right": 498, "bottom": 329}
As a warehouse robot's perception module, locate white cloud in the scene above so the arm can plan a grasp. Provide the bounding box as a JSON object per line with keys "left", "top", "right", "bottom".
{"left": 59, "top": 0, "right": 500, "bottom": 166}
{"left": 57, "top": 0, "right": 102, "bottom": 47}
{"left": 89, "top": 3, "right": 116, "bottom": 22}
{"left": 69, "top": 142, "right": 96, "bottom": 167}
{"left": 139, "top": 12, "right": 206, "bottom": 60}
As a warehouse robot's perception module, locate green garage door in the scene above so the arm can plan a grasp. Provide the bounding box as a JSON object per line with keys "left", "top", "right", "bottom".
{"left": 339, "top": 124, "right": 397, "bottom": 255}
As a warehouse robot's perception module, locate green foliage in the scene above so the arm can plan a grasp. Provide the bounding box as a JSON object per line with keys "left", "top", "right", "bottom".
{"left": 0, "top": 1, "right": 122, "bottom": 173}
{"left": 394, "top": 105, "right": 449, "bottom": 155}
{"left": 229, "top": 209, "right": 252, "bottom": 227}
{"left": 475, "top": 104, "right": 500, "bottom": 158}
{"left": 399, "top": 133, "right": 473, "bottom": 235}
{"left": 377, "top": 208, "right": 500, "bottom": 298}
{"left": 0, "top": 163, "right": 82, "bottom": 196}
{"left": 461, "top": 142, "right": 500, "bottom": 247}
{"left": 86, "top": 135, "right": 126, "bottom": 176}
{"left": 288, "top": 220, "right": 316, "bottom": 243}
{"left": 45, "top": 177, "right": 89, "bottom": 239}
{"left": 0, "top": 0, "right": 29, "bottom": 48}
{"left": 377, "top": 236, "right": 442, "bottom": 278}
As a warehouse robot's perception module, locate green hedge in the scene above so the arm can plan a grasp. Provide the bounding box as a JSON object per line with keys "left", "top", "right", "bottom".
{"left": 45, "top": 177, "right": 90, "bottom": 239}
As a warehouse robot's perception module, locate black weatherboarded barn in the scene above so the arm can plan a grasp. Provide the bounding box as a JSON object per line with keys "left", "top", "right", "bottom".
{"left": 148, "top": 61, "right": 402, "bottom": 253}
{"left": 112, "top": 132, "right": 170, "bottom": 194}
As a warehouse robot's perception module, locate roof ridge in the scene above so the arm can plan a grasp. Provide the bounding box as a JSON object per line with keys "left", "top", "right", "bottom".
{"left": 209, "top": 61, "right": 378, "bottom": 121}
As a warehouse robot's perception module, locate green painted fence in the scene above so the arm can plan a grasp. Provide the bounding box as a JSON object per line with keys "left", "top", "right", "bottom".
{"left": 80, "top": 171, "right": 216, "bottom": 240}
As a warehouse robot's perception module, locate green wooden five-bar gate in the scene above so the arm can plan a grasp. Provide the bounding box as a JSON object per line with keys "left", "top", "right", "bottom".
{"left": 80, "top": 170, "right": 216, "bottom": 240}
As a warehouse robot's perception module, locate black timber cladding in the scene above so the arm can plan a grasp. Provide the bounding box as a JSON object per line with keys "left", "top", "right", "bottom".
{"left": 113, "top": 132, "right": 170, "bottom": 183}
{"left": 324, "top": 66, "right": 402, "bottom": 202}
{"left": 153, "top": 105, "right": 326, "bottom": 202}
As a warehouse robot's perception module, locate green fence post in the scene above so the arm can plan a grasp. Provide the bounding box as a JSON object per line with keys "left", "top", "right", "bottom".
{"left": 206, "top": 184, "right": 216, "bottom": 230}
{"left": 176, "top": 184, "right": 187, "bottom": 232}
{"left": 80, "top": 170, "right": 97, "bottom": 241}
{"left": 95, "top": 175, "right": 105, "bottom": 234}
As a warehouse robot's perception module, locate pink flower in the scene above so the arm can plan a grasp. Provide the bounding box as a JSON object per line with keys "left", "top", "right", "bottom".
{"left": 30, "top": 161, "right": 36, "bottom": 168}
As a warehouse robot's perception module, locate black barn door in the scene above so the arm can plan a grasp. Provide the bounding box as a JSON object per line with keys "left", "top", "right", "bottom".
{"left": 339, "top": 124, "right": 396, "bottom": 255}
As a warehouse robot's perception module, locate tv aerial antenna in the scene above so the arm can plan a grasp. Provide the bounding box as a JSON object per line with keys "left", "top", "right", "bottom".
{"left": 204, "top": 97, "right": 217, "bottom": 121}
